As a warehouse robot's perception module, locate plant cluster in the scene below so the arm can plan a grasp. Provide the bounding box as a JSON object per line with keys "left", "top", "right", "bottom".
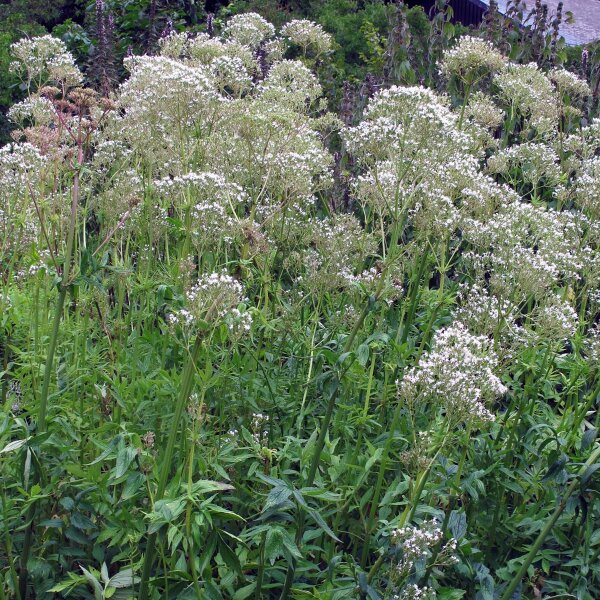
{"left": 1, "top": 9, "right": 600, "bottom": 600}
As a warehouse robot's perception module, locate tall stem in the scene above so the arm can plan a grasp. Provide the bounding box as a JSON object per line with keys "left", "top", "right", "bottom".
{"left": 279, "top": 290, "right": 381, "bottom": 600}
{"left": 138, "top": 335, "right": 203, "bottom": 600}
{"left": 19, "top": 145, "right": 83, "bottom": 599}
{"left": 500, "top": 444, "right": 600, "bottom": 600}
{"left": 458, "top": 79, "right": 473, "bottom": 130}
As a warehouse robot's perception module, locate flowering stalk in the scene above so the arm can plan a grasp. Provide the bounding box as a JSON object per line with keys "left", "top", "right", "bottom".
{"left": 366, "top": 436, "right": 448, "bottom": 583}
{"left": 18, "top": 127, "right": 84, "bottom": 600}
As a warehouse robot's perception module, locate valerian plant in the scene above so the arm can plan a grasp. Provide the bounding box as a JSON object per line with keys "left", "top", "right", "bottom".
{"left": 1, "top": 10, "right": 600, "bottom": 600}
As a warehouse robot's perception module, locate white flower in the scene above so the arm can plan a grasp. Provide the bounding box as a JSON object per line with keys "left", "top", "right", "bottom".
{"left": 399, "top": 323, "right": 506, "bottom": 424}
{"left": 281, "top": 19, "right": 333, "bottom": 56}
{"left": 222, "top": 13, "right": 275, "bottom": 49}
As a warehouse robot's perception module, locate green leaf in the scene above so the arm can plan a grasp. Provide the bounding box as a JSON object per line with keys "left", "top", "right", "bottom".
{"left": 121, "top": 472, "right": 145, "bottom": 500}
{"left": 365, "top": 448, "right": 383, "bottom": 472}
{"left": 581, "top": 428, "right": 597, "bottom": 451}
{"left": 189, "top": 480, "right": 234, "bottom": 495}
{"left": 542, "top": 453, "right": 568, "bottom": 482}
{"left": 263, "top": 485, "right": 292, "bottom": 512}
{"left": 437, "top": 589, "right": 466, "bottom": 600}
{"left": 308, "top": 508, "right": 340, "bottom": 542}
{"left": 115, "top": 446, "right": 137, "bottom": 479}
{"left": 88, "top": 435, "right": 123, "bottom": 465}
{"left": 264, "top": 528, "right": 285, "bottom": 565}
{"left": 300, "top": 488, "right": 341, "bottom": 502}
{"left": 280, "top": 528, "right": 302, "bottom": 561}
{"left": 232, "top": 583, "right": 256, "bottom": 600}
{"left": 70, "top": 512, "right": 96, "bottom": 530}
{"left": 205, "top": 505, "right": 244, "bottom": 521}
{"left": 218, "top": 537, "right": 243, "bottom": 578}
{"left": 449, "top": 510, "right": 467, "bottom": 541}
{"left": 580, "top": 463, "right": 600, "bottom": 487}
{"left": 0, "top": 438, "right": 29, "bottom": 454}
{"left": 101, "top": 562, "right": 109, "bottom": 585}
{"left": 109, "top": 568, "right": 141, "bottom": 588}
{"left": 357, "top": 343, "right": 370, "bottom": 367}
{"left": 80, "top": 566, "right": 103, "bottom": 600}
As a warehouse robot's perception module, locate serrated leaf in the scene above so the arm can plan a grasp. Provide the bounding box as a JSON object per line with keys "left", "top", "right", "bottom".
{"left": 263, "top": 485, "right": 292, "bottom": 512}
{"left": 264, "top": 528, "right": 284, "bottom": 565}
{"left": 70, "top": 512, "right": 96, "bottom": 530}
{"left": 308, "top": 508, "right": 340, "bottom": 542}
{"left": 101, "top": 562, "right": 109, "bottom": 585}
{"left": 80, "top": 566, "right": 103, "bottom": 600}
{"left": 121, "top": 472, "right": 145, "bottom": 500}
{"left": 280, "top": 528, "right": 302, "bottom": 560}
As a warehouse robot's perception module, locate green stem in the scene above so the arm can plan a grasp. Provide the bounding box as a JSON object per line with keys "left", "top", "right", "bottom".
{"left": 458, "top": 80, "right": 473, "bottom": 130}
{"left": 19, "top": 147, "right": 82, "bottom": 600}
{"left": 361, "top": 397, "right": 403, "bottom": 568}
{"left": 255, "top": 532, "right": 267, "bottom": 600}
{"left": 138, "top": 334, "right": 204, "bottom": 600}
{"left": 500, "top": 444, "right": 600, "bottom": 600}
{"left": 400, "top": 246, "right": 431, "bottom": 345}
{"left": 279, "top": 287, "right": 383, "bottom": 599}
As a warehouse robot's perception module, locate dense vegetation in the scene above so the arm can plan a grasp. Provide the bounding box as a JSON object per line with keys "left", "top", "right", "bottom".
{"left": 1, "top": 3, "right": 600, "bottom": 600}
{"left": 1, "top": 0, "right": 599, "bottom": 142}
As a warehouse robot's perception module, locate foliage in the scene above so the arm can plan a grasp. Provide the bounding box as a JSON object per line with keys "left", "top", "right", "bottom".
{"left": 1, "top": 6, "right": 600, "bottom": 600}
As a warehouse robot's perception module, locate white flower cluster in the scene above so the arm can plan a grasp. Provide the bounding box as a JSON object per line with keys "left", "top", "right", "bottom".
{"left": 117, "top": 55, "right": 219, "bottom": 155}
{"left": 391, "top": 519, "right": 457, "bottom": 580}
{"left": 462, "top": 202, "right": 584, "bottom": 300}
{"left": 399, "top": 323, "right": 506, "bottom": 424}
{"left": 296, "top": 214, "right": 376, "bottom": 293}
{"left": 440, "top": 35, "right": 506, "bottom": 81}
{"left": 0, "top": 143, "right": 48, "bottom": 260}
{"left": 344, "top": 85, "right": 481, "bottom": 236}
{"left": 222, "top": 13, "right": 275, "bottom": 49}
{"left": 456, "top": 284, "right": 521, "bottom": 344}
{"left": 168, "top": 272, "right": 250, "bottom": 334}
{"left": 92, "top": 13, "right": 333, "bottom": 241}
{"left": 258, "top": 60, "right": 322, "bottom": 111}
{"left": 573, "top": 156, "right": 600, "bottom": 217}
{"left": 494, "top": 63, "right": 558, "bottom": 136}
{"left": 465, "top": 91, "right": 504, "bottom": 132}
{"left": 550, "top": 68, "right": 590, "bottom": 100}
{"left": 251, "top": 412, "right": 269, "bottom": 444}
{"left": 281, "top": 19, "right": 333, "bottom": 56}
{"left": 393, "top": 584, "right": 437, "bottom": 600}
{"left": 210, "top": 55, "right": 253, "bottom": 95}
{"left": 584, "top": 326, "right": 600, "bottom": 366}
{"left": 8, "top": 96, "right": 55, "bottom": 128}
{"left": 487, "top": 142, "right": 561, "bottom": 187}
{"left": 9, "top": 34, "right": 82, "bottom": 89}
{"left": 535, "top": 296, "right": 579, "bottom": 341}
